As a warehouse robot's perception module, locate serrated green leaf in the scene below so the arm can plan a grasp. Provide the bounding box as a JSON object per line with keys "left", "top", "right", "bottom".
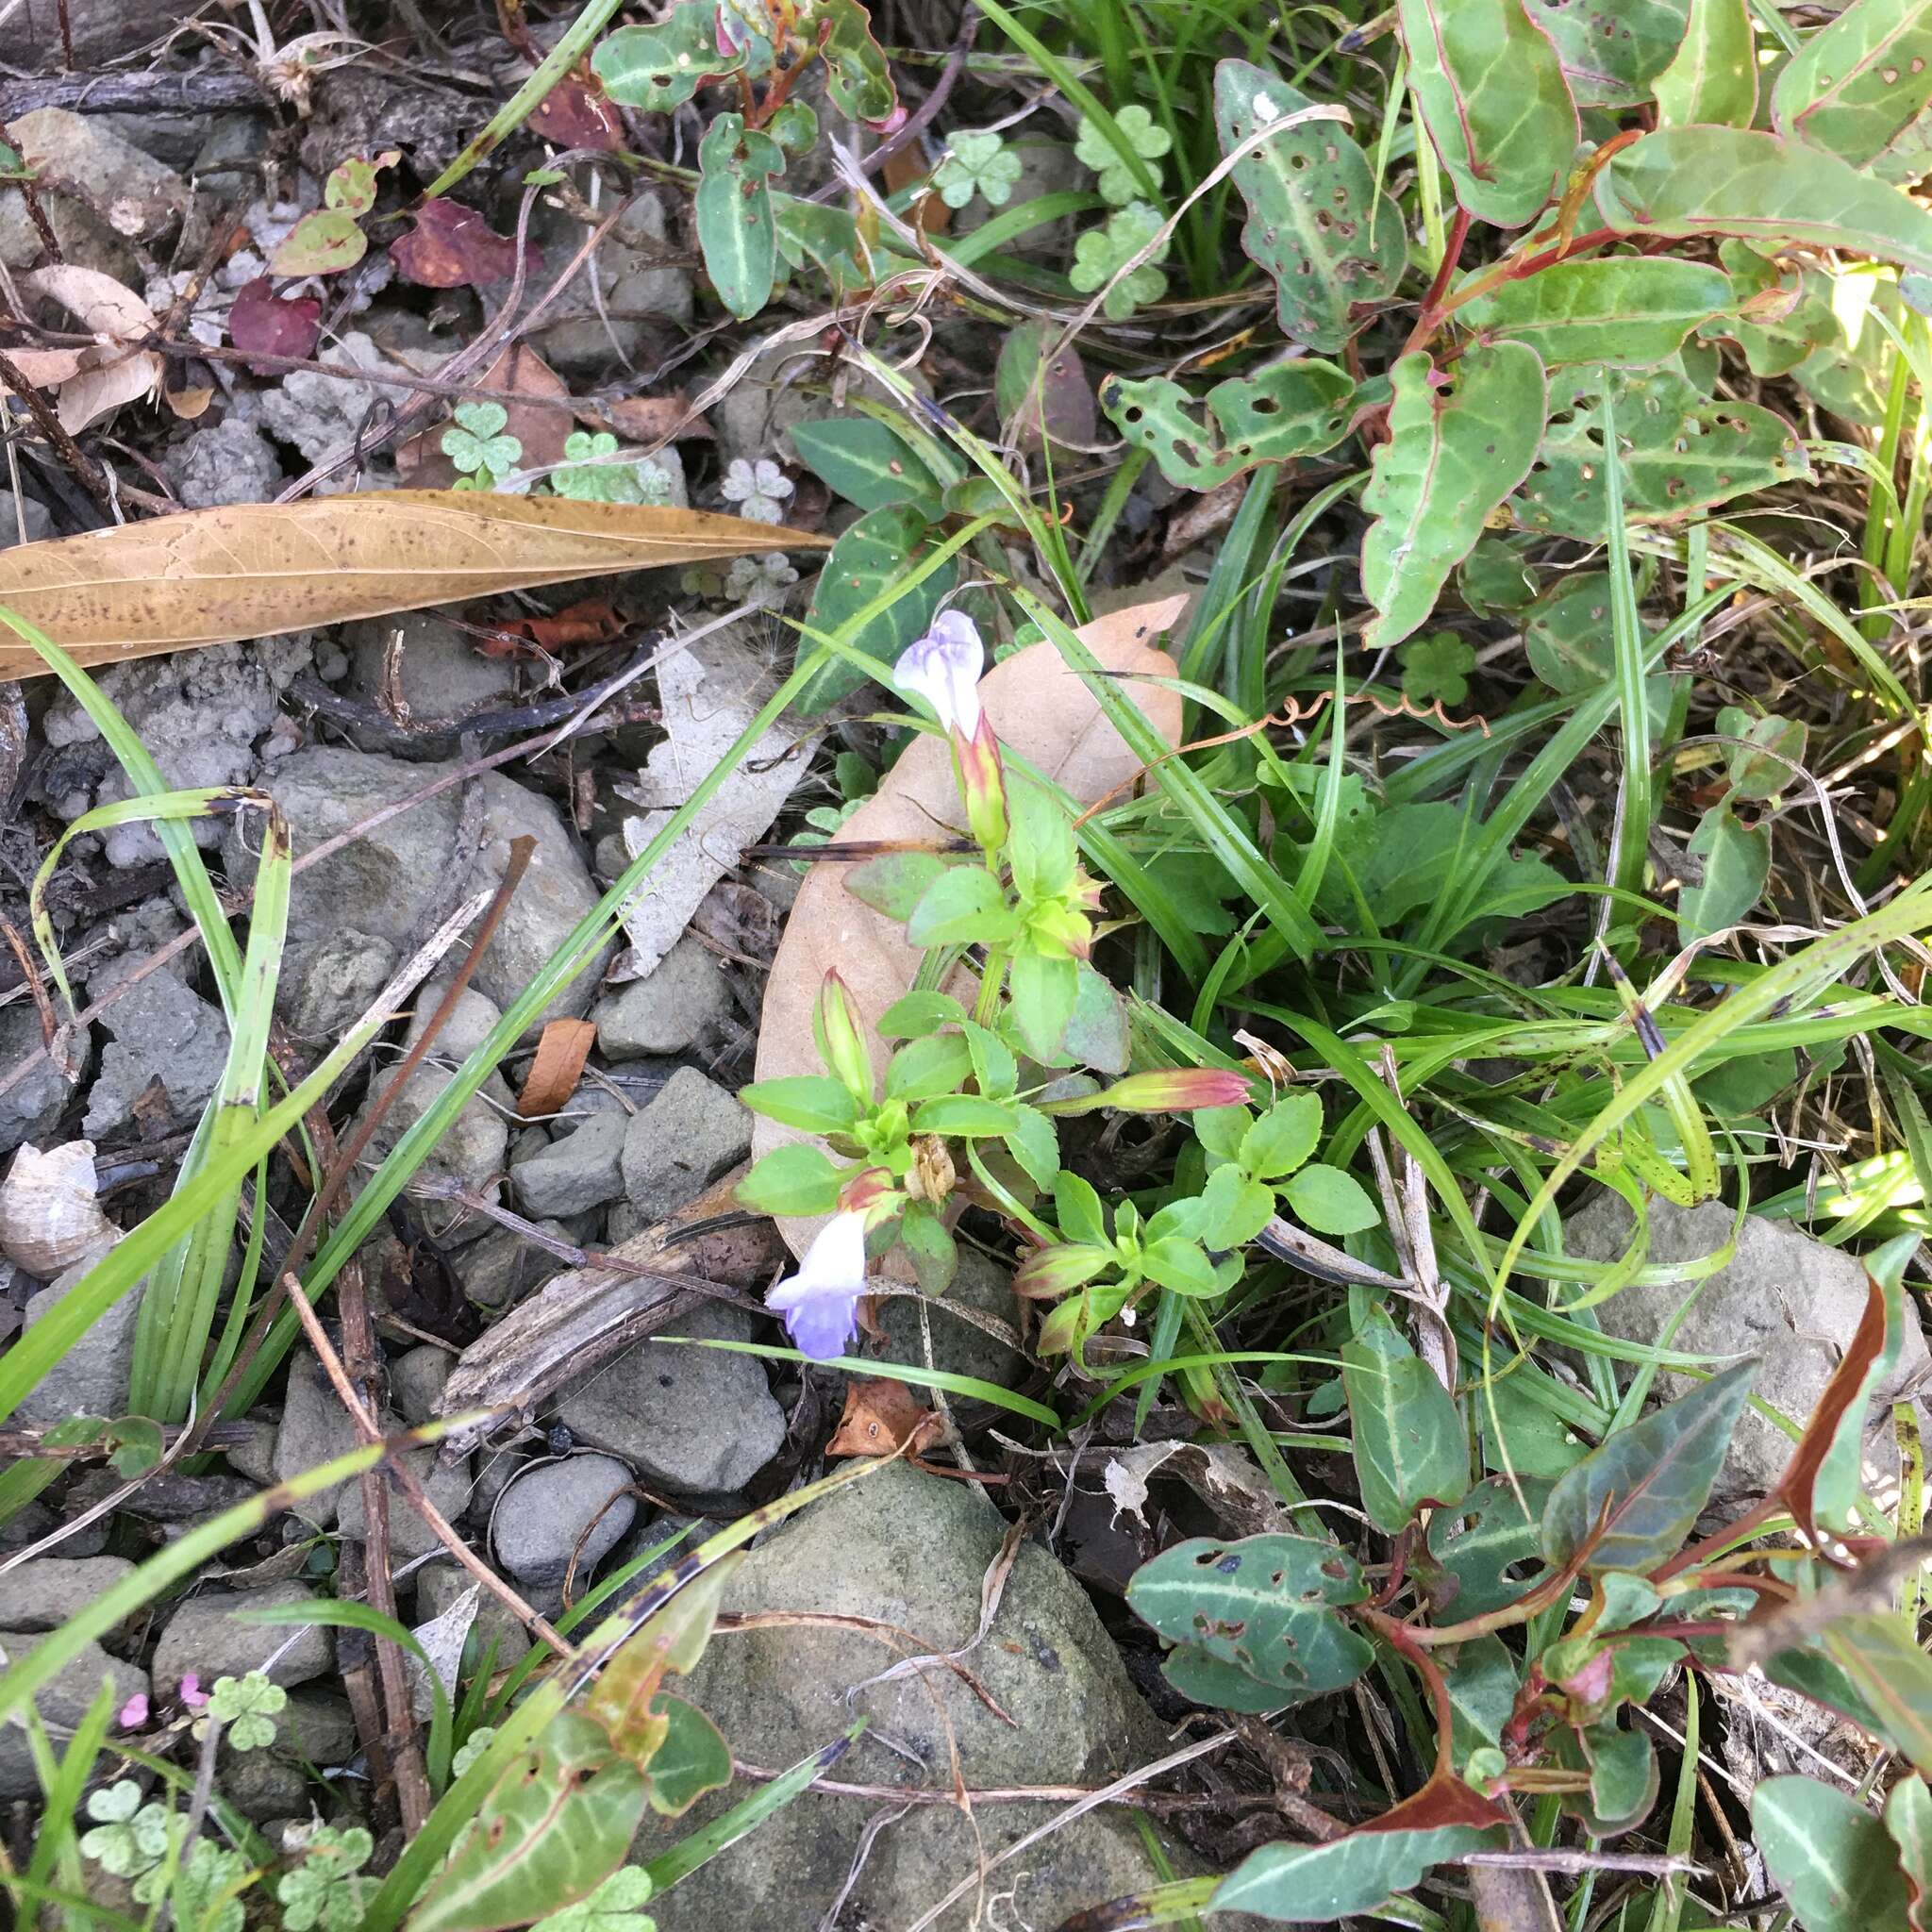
{"left": 1127, "top": 1533, "right": 1374, "bottom": 1705}
{"left": 1241, "top": 1092, "right": 1323, "bottom": 1180}
{"left": 1100, "top": 362, "right": 1356, "bottom": 491}
{"left": 1461, "top": 257, "right": 1730, "bottom": 367}
{"left": 878, "top": 991, "right": 968, "bottom": 1039}
{"left": 1361, "top": 344, "right": 1548, "bottom": 652}
{"left": 1524, "top": 0, "right": 1690, "bottom": 107}
{"left": 1399, "top": 0, "right": 1578, "bottom": 226}
{"left": 739, "top": 1075, "right": 862, "bottom": 1134}
{"left": 1774, "top": 0, "right": 1932, "bottom": 169}
{"left": 789, "top": 419, "right": 943, "bottom": 514}
{"left": 908, "top": 866, "right": 1017, "bottom": 947}
{"left": 1214, "top": 59, "right": 1406, "bottom": 353}
{"left": 735, "top": 1143, "right": 846, "bottom": 1217}
{"left": 1541, "top": 1360, "right": 1756, "bottom": 1573}
{"left": 884, "top": 1031, "right": 974, "bottom": 1103}
{"left": 798, "top": 504, "right": 957, "bottom": 711}
{"left": 1655, "top": 0, "right": 1758, "bottom": 126}
{"left": 1285, "top": 1163, "right": 1380, "bottom": 1236}
{"left": 1055, "top": 1170, "right": 1108, "bottom": 1245}
{"left": 1003, "top": 1104, "right": 1059, "bottom": 1191}
{"left": 1343, "top": 1308, "right": 1468, "bottom": 1532}
{"left": 1754, "top": 1774, "right": 1913, "bottom": 1932}
{"left": 845, "top": 851, "right": 951, "bottom": 920}
{"left": 1598, "top": 125, "right": 1932, "bottom": 275}
{"left": 696, "top": 113, "right": 784, "bottom": 322}
{"left": 1677, "top": 803, "right": 1769, "bottom": 944}
{"left": 1008, "top": 950, "right": 1078, "bottom": 1061}
{"left": 1201, "top": 1165, "right": 1277, "bottom": 1249}
{"left": 1515, "top": 362, "right": 1809, "bottom": 540}
{"left": 908, "top": 1094, "right": 1018, "bottom": 1136}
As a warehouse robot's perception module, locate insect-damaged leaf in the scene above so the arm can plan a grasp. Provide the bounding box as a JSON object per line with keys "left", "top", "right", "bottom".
{"left": 1774, "top": 0, "right": 1932, "bottom": 169}
{"left": 1126, "top": 1533, "right": 1374, "bottom": 1707}
{"left": 1459, "top": 257, "right": 1732, "bottom": 368}
{"left": 1100, "top": 361, "right": 1356, "bottom": 491}
{"left": 1597, "top": 125, "right": 1932, "bottom": 275}
{"left": 1541, "top": 1358, "right": 1756, "bottom": 1574}
{"left": 1214, "top": 59, "right": 1405, "bottom": 353}
{"left": 696, "top": 112, "right": 786, "bottom": 321}
{"left": 0, "top": 492, "right": 831, "bottom": 678}
{"left": 1398, "top": 0, "right": 1578, "bottom": 227}
{"left": 1514, "top": 361, "right": 1810, "bottom": 541}
{"left": 1360, "top": 343, "right": 1547, "bottom": 652}
{"left": 1524, "top": 0, "right": 1690, "bottom": 107}
{"left": 1342, "top": 1307, "right": 1469, "bottom": 1532}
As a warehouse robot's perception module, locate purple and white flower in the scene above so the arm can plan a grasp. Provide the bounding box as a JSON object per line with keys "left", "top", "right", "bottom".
{"left": 894, "top": 609, "right": 985, "bottom": 740}
{"left": 767, "top": 1208, "right": 869, "bottom": 1360}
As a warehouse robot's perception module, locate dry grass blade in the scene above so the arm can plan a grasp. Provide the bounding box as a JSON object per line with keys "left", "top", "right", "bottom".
{"left": 0, "top": 491, "right": 834, "bottom": 677}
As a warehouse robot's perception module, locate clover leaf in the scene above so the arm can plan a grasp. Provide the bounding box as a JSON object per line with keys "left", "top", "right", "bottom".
{"left": 277, "top": 1824, "right": 375, "bottom": 1932}
{"left": 441, "top": 400, "right": 524, "bottom": 491}
{"left": 530, "top": 1866, "right": 658, "bottom": 1932}
{"left": 134, "top": 1839, "right": 249, "bottom": 1932}
{"left": 1074, "top": 106, "right": 1171, "bottom": 206}
{"left": 206, "top": 1670, "right": 286, "bottom": 1751}
{"left": 80, "top": 1783, "right": 177, "bottom": 1879}
{"left": 1069, "top": 203, "right": 1169, "bottom": 320}
{"left": 721, "top": 457, "right": 794, "bottom": 523}
{"left": 1400, "top": 631, "right": 1476, "bottom": 708}
{"left": 933, "top": 130, "right": 1023, "bottom": 210}
{"left": 556, "top": 430, "right": 677, "bottom": 505}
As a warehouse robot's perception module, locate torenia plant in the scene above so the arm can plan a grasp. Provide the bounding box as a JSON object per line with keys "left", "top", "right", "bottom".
{"left": 737, "top": 611, "right": 1249, "bottom": 1358}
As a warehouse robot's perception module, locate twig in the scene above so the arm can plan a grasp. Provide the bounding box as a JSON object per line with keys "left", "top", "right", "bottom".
{"left": 0, "top": 71, "right": 269, "bottom": 116}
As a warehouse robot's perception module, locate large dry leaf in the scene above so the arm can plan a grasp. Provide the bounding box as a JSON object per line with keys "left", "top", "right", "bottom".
{"left": 751, "top": 592, "right": 1191, "bottom": 1258}
{"left": 0, "top": 491, "right": 834, "bottom": 678}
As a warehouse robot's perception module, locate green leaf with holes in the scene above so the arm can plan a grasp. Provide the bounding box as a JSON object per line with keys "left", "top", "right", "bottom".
{"left": 1361, "top": 345, "right": 1547, "bottom": 652}
{"left": 1523, "top": 575, "right": 1669, "bottom": 730}
{"left": 1774, "top": 0, "right": 1932, "bottom": 169}
{"left": 1459, "top": 257, "right": 1731, "bottom": 368}
{"left": 1100, "top": 362, "right": 1356, "bottom": 491}
{"left": 1213, "top": 59, "right": 1405, "bottom": 354}
{"left": 1127, "top": 1534, "right": 1374, "bottom": 1707}
{"left": 797, "top": 505, "right": 957, "bottom": 711}
{"left": 595, "top": 1, "right": 741, "bottom": 112}
{"left": 696, "top": 113, "right": 786, "bottom": 321}
{"left": 1398, "top": 0, "right": 1578, "bottom": 227}
{"left": 1598, "top": 125, "right": 1932, "bottom": 275}
{"left": 1424, "top": 1475, "right": 1554, "bottom": 1617}
{"left": 1655, "top": 0, "right": 1757, "bottom": 126}
{"left": 1524, "top": 0, "right": 1690, "bottom": 107}
{"left": 1514, "top": 362, "right": 1810, "bottom": 540}
{"left": 810, "top": 0, "right": 898, "bottom": 125}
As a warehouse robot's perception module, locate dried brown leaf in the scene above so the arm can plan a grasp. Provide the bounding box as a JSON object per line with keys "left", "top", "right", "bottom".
{"left": 826, "top": 1376, "right": 928, "bottom": 1457}
{"left": 0, "top": 491, "right": 833, "bottom": 678}
{"left": 515, "top": 1016, "right": 597, "bottom": 1118}
{"left": 585, "top": 394, "right": 713, "bottom": 442}
{"left": 750, "top": 593, "right": 1190, "bottom": 1257}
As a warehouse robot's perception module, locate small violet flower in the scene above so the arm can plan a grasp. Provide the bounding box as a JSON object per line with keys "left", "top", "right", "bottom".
{"left": 721, "top": 457, "right": 793, "bottom": 524}
{"left": 894, "top": 609, "right": 984, "bottom": 739}
{"left": 178, "top": 1672, "right": 208, "bottom": 1709}
{"left": 767, "top": 1208, "right": 869, "bottom": 1361}
{"left": 117, "top": 1691, "right": 150, "bottom": 1729}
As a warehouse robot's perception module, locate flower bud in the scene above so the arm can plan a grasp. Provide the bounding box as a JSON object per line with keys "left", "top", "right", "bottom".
{"left": 957, "top": 712, "right": 1008, "bottom": 858}
{"left": 1013, "top": 1242, "right": 1112, "bottom": 1300}
{"left": 814, "top": 971, "right": 875, "bottom": 1103}
{"left": 1043, "top": 1068, "right": 1254, "bottom": 1117}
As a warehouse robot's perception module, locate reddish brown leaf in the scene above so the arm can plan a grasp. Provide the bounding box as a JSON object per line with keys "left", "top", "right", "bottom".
{"left": 1776, "top": 1267, "right": 1890, "bottom": 1543}
{"left": 530, "top": 75, "right": 625, "bottom": 151}
{"left": 484, "top": 595, "right": 625, "bottom": 658}
{"left": 227, "top": 275, "right": 321, "bottom": 373}
{"left": 391, "top": 198, "right": 536, "bottom": 289}
{"left": 827, "top": 1377, "right": 929, "bottom": 1457}
{"left": 516, "top": 1017, "right": 597, "bottom": 1117}
{"left": 583, "top": 393, "right": 714, "bottom": 443}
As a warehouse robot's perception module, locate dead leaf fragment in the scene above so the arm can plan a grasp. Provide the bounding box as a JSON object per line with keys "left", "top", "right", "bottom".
{"left": 750, "top": 592, "right": 1190, "bottom": 1258}
{"left": 583, "top": 393, "right": 712, "bottom": 443}
{"left": 0, "top": 491, "right": 833, "bottom": 678}
{"left": 8, "top": 264, "right": 164, "bottom": 433}
{"left": 826, "top": 1376, "right": 928, "bottom": 1457}
{"left": 516, "top": 1017, "right": 597, "bottom": 1118}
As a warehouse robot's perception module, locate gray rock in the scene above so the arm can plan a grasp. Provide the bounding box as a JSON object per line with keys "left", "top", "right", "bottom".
{"left": 491, "top": 1453, "right": 637, "bottom": 1588}
{"left": 285, "top": 929, "right": 396, "bottom": 1041}
{"left": 273, "top": 1688, "right": 359, "bottom": 1767}
{"left": 533, "top": 191, "right": 692, "bottom": 376}
{"left": 335, "top": 1441, "right": 475, "bottom": 1561}
{"left": 511, "top": 1107, "right": 626, "bottom": 1218}
{"left": 44, "top": 635, "right": 314, "bottom": 868}
{"left": 1565, "top": 1190, "right": 1932, "bottom": 1503}
{"left": 555, "top": 1302, "right": 784, "bottom": 1496}
{"left": 594, "top": 937, "right": 732, "bottom": 1058}
{"left": 235, "top": 746, "right": 611, "bottom": 1038}
{"left": 8, "top": 108, "right": 189, "bottom": 242}
{"left": 389, "top": 1344, "right": 454, "bottom": 1425}
{"left": 161, "top": 413, "right": 285, "bottom": 508}
{"left": 0, "top": 491, "right": 54, "bottom": 548}
{"left": 152, "top": 1581, "right": 334, "bottom": 1696}
{"left": 631, "top": 1459, "right": 1185, "bottom": 1931}
{"left": 274, "top": 1352, "right": 360, "bottom": 1527}
{"left": 0, "top": 1632, "right": 145, "bottom": 1798}
{"left": 619, "top": 1067, "right": 750, "bottom": 1220}
{"left": 95, "top": 111, "right": 211, "bottom": 171}
{"left": 0, "top": 1556, "right": 135, "bottom": 1632}
{"left": 221, "top": 1752, "right": 313, "bottom": 1823}
{"left": 415, "top": 1561, "right": 531, "bottom": 1672}
{"left": 342, "top": 610, "right": 517, "bottom": 736}
{"left": 457, "top": 1218, "right": 573, "bottom": 1311}
{"left": 0, "top": 999, "right": 75, "bottom": 1155}
{"left": 879, "top": 1247, "right": 1027, "bottom": 1391}
{"left": 81, "top": 960, "right": 228, "bottom": 1137}
{"left": 256, "top": 330, "right": 412, "bottom": 468}
{"left": 719, "top": 339, "right": 848, "bottom": 471}
{"left": 14, "top": 1244, "right": 141, "bottom": 1425}
{"left": 17, "top": 0, "right": 188, "bottom": 60}
{"left": 223, "top": 1416, "right": 279, "bottom": 1486}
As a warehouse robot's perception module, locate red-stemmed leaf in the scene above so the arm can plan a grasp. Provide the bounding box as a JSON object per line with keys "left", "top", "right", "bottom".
{"left": 391, "top": 198, "right": 536, "bottom": 288}
{"left": 227, "top": 276, "right": 321, "bottom": 374}
{"left": 1778, "top": 1267, "right": 1895, "bottom": 1544}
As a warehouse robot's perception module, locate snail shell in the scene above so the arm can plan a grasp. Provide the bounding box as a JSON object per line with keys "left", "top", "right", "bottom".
{"left": 0, "top": 1141, "right": 116, "bottom": 1277}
